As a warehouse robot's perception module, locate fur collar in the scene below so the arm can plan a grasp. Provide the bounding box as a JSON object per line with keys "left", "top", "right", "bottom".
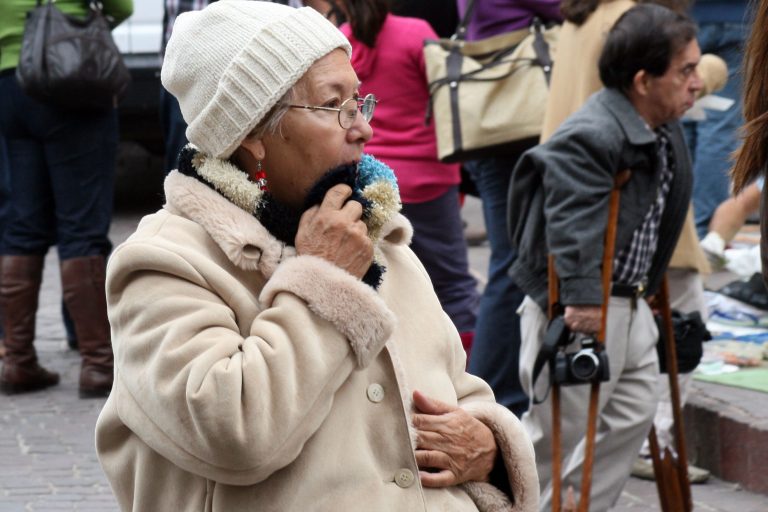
{"left": 163, "top": 170, "right": 412, "bottom": 279}
{"left": 167, "top": 145, "right": 407, "bottom": 287}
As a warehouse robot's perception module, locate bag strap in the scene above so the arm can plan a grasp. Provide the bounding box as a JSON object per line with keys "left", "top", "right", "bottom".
{"left": 530, "top": 18, "right": 553, "bottom": 85}
{"left": 453, "top": 0, "right": 477, "bottom": 41}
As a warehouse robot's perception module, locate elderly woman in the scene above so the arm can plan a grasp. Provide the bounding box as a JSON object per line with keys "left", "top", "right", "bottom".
{"left": 94, "top": 2, "right": 538, "bottom": 511}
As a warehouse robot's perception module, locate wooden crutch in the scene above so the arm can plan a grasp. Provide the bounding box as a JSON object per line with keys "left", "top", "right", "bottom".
{"left": 548, "top": 169, "right": 631, "bottom": 512}
{"left": 646, "top": 276, "right": 693, "bottom": 512}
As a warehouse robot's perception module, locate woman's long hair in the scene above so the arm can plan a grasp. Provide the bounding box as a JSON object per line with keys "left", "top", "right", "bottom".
{"left": 560, "top": 0, "right": 601, "bottom": 25}
{"left": 339, "top": 0, "right": 390, "bottom": 48}
{"left": 732, "top": 0, "right": 767, "bottom": 193}
{"left": 561, "top": 0, "right": 691, "bottom": 25}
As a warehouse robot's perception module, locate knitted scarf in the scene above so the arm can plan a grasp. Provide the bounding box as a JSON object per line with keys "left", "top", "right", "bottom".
{"left": 176, "top": 145, "right": 401, "bottom": 288}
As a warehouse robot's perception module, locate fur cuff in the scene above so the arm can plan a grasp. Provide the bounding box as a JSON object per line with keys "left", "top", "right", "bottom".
{"left": 461, "top": 401, "right": 539, "bottom": 512}
{"left": 462, "top": 481, "right": 514, "bottom": 512}
{"left": 259, "top": 255, "right": 395, "bottom": 368}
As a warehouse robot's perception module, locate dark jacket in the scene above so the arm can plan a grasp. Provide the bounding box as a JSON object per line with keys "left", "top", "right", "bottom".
{"left": 508, "top": 88, "right": 692, "bottom": 311}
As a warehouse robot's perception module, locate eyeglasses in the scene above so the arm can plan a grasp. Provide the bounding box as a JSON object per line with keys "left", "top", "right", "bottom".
{"left": 288, "top": 93, "right": 377, "bottom": 129}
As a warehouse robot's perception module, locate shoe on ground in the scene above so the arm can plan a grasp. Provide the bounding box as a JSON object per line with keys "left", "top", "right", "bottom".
{"left": 631, "top": 456, "right": 710, "bottom": 484}
{"left": 0, "top": 362, "right": 60, "bottom": 394}
{"left": 718, "top": 273, "right": 768, "bottom": 311}
{"left": 631, "top": 457, "right": 655, "bottom": 481}
{"left": 464, "top": 226, "right": 487, "bottom": 247}
{"left": 688, "top": 464, "right": 711, "bottom": 484}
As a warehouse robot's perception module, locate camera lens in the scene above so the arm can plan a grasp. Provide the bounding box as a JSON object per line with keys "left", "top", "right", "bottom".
{"left": 571, "top": 350, "right": 599, "bottom": 381}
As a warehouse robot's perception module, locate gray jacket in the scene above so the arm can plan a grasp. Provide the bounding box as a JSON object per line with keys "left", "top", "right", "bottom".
{"left": 508, "top": 88, "right": 692, "bottom": 311}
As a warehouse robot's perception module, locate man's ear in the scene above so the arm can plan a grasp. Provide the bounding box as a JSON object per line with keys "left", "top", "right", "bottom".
{"left": 632, "top": 69, "right": 650, "bottom": 97}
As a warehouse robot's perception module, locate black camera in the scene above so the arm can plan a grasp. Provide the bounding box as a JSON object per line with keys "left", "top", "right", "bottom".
{"left": 552, "top": 336, "right": 610, "bottom": 386}
{"left": 538, "top": 316, "right": 610, "bottom": 387}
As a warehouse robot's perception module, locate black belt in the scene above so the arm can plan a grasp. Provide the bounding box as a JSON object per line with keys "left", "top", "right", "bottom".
{"left": 611, "top": 282, "right": 646, "bottom": 298}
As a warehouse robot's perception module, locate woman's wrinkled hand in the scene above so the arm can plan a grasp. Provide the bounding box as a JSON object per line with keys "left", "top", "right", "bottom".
{"left": 295, "top": 184, "right": 374, "bottom": 279}
{"left": 412, "top": 390, "right": 497, "bottom": 488}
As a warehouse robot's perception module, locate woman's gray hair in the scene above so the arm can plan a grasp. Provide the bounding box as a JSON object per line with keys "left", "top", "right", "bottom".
{"left": 247, "top": 87, "right": 296, "bottom": 140}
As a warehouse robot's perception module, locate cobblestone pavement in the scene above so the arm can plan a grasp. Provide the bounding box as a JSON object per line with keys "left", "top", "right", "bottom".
{"left": 1, "top": 203, "right": 766, "bottom": 511}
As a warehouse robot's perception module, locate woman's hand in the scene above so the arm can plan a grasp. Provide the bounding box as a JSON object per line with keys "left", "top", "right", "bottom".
{"left": 296, "top": 184, "right": 374, "bottom": 279}
{"left": 412, "top": 390, "right": 498, "bottom": 487}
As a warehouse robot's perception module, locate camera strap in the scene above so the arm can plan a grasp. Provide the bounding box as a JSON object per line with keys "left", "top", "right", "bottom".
{"left": 531, "top": 316, "right": 566, "bottom": 404}
{"left": 530, "top": 353, "right": 552, "bottom": 405}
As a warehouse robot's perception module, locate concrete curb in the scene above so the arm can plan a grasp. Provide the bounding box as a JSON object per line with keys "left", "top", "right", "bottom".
{"left": 684, "top": 380, "right": 768, "bottom": 495}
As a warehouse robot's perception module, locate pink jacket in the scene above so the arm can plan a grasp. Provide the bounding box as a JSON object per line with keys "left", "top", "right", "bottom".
{"left": 341, "top": 15, "right": 460, "bottom": 204}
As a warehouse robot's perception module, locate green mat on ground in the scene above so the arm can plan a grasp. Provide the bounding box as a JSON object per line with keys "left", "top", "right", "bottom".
{"left": 694, "top": 368, "right": 768, "bottom": 393}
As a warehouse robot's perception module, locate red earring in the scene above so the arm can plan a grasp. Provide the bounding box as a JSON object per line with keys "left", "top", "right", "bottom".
{"left": 255, "top": 160, "right": 268, "bottom": 191}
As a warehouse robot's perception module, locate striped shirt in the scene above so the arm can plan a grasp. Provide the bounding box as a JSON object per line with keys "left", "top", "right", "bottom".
{"left": 612, "top": 126, "right": 675, "bottom": 285}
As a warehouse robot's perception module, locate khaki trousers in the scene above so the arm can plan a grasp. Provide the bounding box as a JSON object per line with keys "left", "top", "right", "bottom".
{"left": 518, "top": 296, "right": 659, "bottom": 512}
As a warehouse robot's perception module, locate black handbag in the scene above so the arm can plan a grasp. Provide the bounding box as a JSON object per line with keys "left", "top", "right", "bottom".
{"left": 655, "top": 310, "right": 712, "bottom": 374}
{"left": 15, "top": 0, "right": 131, "bottom": 111}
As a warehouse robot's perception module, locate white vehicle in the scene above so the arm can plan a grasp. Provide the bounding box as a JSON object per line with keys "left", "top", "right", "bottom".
{"left": 112, "top": 0, "right": 164, "bottom": 153}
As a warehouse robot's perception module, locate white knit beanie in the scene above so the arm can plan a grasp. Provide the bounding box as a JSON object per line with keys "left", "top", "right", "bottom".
{"left": 161, "top": 1, "right": 352, "bottom": 159}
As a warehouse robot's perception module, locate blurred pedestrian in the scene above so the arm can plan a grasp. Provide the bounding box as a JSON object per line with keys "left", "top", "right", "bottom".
{"left": 457, "top": 0, "right": 562, "bottom": 418}
{"left": 686, "top": 0, "right": 749, "bottom": 237}
{"left": 0, "top": 0, "right": 133, "bottom": 396}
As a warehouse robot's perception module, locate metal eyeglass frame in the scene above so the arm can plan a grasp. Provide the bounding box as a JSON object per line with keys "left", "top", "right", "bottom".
{"left": 288, "top": 93, "right": 377, "bottom": 129}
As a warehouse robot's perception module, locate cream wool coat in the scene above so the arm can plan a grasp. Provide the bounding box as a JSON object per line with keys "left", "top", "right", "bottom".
{"left": 96, "top": 170, "right": 538, "bottom": 512}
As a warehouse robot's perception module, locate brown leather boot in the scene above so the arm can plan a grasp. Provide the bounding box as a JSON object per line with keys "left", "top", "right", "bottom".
{"left": 60, "top": 255, "right": 114, "bottom": 398}
{"left": 0, "top": 255, "right": 60, "bottom": 394}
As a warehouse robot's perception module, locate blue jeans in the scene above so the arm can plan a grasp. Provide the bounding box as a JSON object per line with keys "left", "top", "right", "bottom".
{"left": 684, "top": 21, "right": 747, "bottom": 237}
{"left": 0, "top": 74, "right": 115, "bottom": 260}
{"left": 464, "top": 156, "right": 528, "bottom": 417}
{"left": 0, "top": 136, "right": 8, "bottom": 339}
{"left": 0, "top": 136, "right": 10, "bottom": 253}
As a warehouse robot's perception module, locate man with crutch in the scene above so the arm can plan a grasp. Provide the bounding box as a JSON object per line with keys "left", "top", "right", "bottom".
{"left": 507, "top": 5, "right": 701, "bottom": 511}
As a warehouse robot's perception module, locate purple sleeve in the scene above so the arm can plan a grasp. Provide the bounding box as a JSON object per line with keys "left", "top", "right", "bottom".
{"left": 456, "top": 0, "right": 562, "bottom": 39}
{"left": 517, "top": 0, "right": 563, "bottom": 23}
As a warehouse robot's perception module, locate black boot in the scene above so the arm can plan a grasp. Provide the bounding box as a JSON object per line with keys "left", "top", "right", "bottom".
{"left": 0, "top": 255, "right": 60, "bottom": 394}
{"left": 60, "top": 256, "right": 113, "bottom": 398}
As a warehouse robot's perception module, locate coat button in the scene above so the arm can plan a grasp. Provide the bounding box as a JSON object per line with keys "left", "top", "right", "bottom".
{"left": 394, "top": 468, "right": 415, "bottom": 488}
{"left": 366, "top": 383, "right": 385, "bottom": 403}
